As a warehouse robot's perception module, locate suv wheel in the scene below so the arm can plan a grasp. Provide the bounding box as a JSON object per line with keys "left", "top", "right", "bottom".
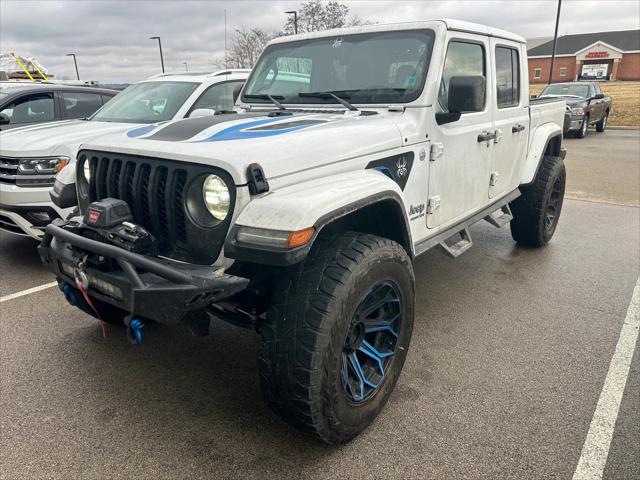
{"left": 576, "top": 114, "right": 589, "bottom": 138}
{"left": 510, "top": 155, "right": 566, "bottom": 247}
{"left": 258, "top": 232, "right": 414, "bottom": 444}
{"left": 596, "top": 111, "right": 609, "bottom": 132}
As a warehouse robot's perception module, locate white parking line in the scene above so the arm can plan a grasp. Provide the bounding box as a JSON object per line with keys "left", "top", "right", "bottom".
{"left": 0, "top": 282, "right": 58, "bottom": 303}
{"left": 573, "top": 277, "right": 640, "bottom": 480}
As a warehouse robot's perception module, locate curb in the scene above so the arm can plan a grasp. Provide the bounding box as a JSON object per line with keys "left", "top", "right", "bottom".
{"left": 607, "top": 126, "right": 640, "bottom": 130}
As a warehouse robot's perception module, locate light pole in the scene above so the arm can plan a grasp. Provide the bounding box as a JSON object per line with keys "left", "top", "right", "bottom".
{"left": 149, "top": 36, "right": 165, "bottom": 73}
{"left": 66, "top": 53, "right": 79, "bottom": 80}
{"left": 183, "top": 61, "right": 188, "bottom": 72}
{"left": 285, "top": 10, "right": 298, "bottom": 34}
{"left": 548, "top": 0, "right": 562, "bottom": 85}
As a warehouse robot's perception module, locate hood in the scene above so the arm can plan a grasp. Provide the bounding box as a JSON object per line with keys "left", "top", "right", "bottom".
{"left": 0, "top": 120, "right": 143, "bottom": 158}
{"left": 563, "top": 98, "right": 588, "bottom": 108}
{"left": 83, "top": 111, "right": 404, "bottom": 185}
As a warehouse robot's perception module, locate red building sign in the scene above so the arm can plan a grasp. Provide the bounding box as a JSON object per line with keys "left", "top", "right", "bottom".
{"left": 585, "top": 51, "right": 610, "bottom": 59}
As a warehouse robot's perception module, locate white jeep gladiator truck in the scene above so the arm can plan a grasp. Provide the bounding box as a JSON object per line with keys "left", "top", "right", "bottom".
{"left": 39, "top": 20, "right": 566, "bottom": 444}
{"left": 0, "top": 70, "right": 249, "bottom": 239}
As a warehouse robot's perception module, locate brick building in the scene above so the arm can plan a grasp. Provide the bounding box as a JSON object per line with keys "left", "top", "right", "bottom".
{"left": 527, "top": 29, "right": 640, "bottom": 83}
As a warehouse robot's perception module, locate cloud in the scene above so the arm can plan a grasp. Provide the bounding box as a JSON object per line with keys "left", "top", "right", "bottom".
{"left": 1, "top": 0, "right": 638, "bottom": 82}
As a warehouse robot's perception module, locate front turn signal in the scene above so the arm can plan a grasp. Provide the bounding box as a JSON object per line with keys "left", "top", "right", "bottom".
{"left": 286, "top": 227, "right": 315, "bottom": 249}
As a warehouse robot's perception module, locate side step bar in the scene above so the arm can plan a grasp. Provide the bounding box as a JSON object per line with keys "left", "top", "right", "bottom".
{"left": 439, "top": 227, "right": 473, "bottom": 258}
{"left": 414, "top": 189, "right": 520, "bottom": 258}
{"left": 484, "top": 204, "right": 513, "bottom": 228}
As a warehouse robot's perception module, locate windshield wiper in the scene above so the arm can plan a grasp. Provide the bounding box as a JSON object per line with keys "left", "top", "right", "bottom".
{"left": 243, "top": 94, "right": 287, "bottom": 110}
{"left": 298, "top": 91, "right": 358, "bottom": 111}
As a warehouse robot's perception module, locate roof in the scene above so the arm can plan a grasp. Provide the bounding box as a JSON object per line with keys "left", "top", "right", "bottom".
{"left": 528, "top": 29, "right": 640, "bottom": 56}
{"left": 146, "top": 69, "right": 251, "bottom": 82}
{"left": 269, "top": 19, "right": 525, "bottom": 45}
{"left": 0, "top": 81, "right": 117, "bottom": 95}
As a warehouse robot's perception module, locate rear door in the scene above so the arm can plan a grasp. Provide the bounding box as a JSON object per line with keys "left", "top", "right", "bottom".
{"left": 489, "top": 39, "right": 528, "bottom": 199}
{"left": 427, "top": 32, "right": 494, "bottom": 228}
{"left": 60, "top": 91, "right": 105, "bottom": 119}
{"left": 590, "top": 83, "right": 604, "bottom": 120}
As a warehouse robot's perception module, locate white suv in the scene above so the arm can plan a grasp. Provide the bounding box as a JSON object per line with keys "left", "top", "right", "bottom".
{"left": 0, "top": 69, "right": 249, "bottom": 239}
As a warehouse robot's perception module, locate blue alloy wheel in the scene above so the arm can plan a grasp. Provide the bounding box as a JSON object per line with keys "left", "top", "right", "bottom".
{"left": 341, "top": 281, "right": 402, "bottom": 403}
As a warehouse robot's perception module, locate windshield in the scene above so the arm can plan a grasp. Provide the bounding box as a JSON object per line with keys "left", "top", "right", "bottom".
{"left": 541, "top": 84, "right": 589, "bottom": 98}
{"left": 243, "top": 29, "right": 435, "bottom": 105}
{"left": 91, "top": 81, "right": 198, "bottom": 123}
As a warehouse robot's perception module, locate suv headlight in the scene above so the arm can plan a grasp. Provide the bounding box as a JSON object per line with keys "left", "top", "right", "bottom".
{"left": 571, "top": 107, "right": 584, "bottom": 116}
{"left": 202, "top": 174, "right": 230, "bottom": 220}
{"left": 17, "top": 156, "right": 70, "bottom": 175}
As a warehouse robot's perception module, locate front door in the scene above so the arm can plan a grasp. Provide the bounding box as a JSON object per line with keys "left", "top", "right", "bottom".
{"left": 489, "top": 39, "right": 528, "bottom": 199}
{"left": 427, "top": 33, "right": 494, "bottom": 229}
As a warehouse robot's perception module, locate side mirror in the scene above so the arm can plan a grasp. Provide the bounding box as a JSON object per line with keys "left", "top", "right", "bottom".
{"left": 436, "top": 76, "right": 485, "bottom": 125}
{"left": 189, "top": 108, "right": 216, "bottom": 119}
{"left": 530, "top": 94, "right": 538, "bottom": 99}
{"left": 593, "top": 93, "right": 605, "bottom": 100}
{"left": 448, "top": 76, "right": 485, "bottom": 113}
{"left": 0, "top": 113, "right": 10, "bottom": 125}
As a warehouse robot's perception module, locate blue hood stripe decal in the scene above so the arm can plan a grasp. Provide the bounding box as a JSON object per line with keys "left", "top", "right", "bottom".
{"left": 127, "top": 124, "right": 159, "bottom": 138}
{"left": 198, "top": 117, "right": 318, "bottom": 142}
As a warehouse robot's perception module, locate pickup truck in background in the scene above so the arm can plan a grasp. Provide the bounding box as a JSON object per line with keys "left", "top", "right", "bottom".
{"left": 537, "top": 81, "right": 612, "bottom": 138}
{"left": 0, "top": 70, "right": 249, "bottom": 239}
{"left": 39, "top": 20, "right": 567, "bottom": 444}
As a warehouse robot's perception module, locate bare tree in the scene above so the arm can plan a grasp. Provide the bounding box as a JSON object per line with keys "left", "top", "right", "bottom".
{"left": 212, "top": 27, "right": 276, "bottom": 70}
{"left": 282, "top": 0, "right": 365, "bottom": 35}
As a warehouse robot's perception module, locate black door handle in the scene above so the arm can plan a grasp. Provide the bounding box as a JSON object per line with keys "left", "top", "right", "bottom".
{"left": 477, "top": 131, "right": 496, "bottom": 142}
{"left": 512, "top": 124, "right": 525, "bottom": 133}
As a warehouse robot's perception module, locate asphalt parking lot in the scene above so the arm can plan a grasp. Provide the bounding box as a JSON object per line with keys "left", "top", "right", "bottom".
{"left": 1, "top": 129, "right": 638, "bottom": 479}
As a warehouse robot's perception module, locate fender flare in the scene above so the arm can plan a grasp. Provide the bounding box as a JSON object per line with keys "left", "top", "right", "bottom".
{"left": 521, "top": 123, "right": 563, "bottom": 186}
{"left": 225, "top": 171, "right": 412, "bottom": 266}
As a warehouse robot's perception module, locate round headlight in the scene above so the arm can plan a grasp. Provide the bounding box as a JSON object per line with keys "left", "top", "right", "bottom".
{"left": 202, "top": 174, "right": 230, "bottom": 220}
{"left": 83, "top": 161, "right": 91, "bottom": 183}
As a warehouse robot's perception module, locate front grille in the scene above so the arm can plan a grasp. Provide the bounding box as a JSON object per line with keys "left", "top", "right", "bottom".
{"left": 0, "top": 156, "right": 56, "bottom": 187}
{"left": 78, "top": 150, "right": 235, "bottom": 264}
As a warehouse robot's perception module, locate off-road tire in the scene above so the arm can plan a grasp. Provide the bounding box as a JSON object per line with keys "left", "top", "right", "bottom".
{"left": 576, "top": 114, "right": 589, "bottom": 138}
{"left": 596, "top": 110, "right": 609, "bottom": 132}
{"left": 258, "top": 232, "right": 415, "bottom": 444}
{"left": 510, "top": 155, "right": 566, "bottom": 247}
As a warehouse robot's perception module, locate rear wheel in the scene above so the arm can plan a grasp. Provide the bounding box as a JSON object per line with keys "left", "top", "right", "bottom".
{"left": 596, "top": 110, "right": 609, "bottom": 132}
{"left": 510, "top": 155, "right": 566, "bottom": 247}
{"left": 258, "top": 232, "right": 414, "bottom": 444}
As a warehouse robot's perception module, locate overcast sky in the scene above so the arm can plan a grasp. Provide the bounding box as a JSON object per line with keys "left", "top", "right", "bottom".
{"left": 1, "top": 0, "right": 639, "bottom": 82}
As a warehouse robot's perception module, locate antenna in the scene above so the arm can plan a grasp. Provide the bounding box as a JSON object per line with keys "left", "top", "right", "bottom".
{"left": 224, "top": 9, "right": 228, "bottom": 70}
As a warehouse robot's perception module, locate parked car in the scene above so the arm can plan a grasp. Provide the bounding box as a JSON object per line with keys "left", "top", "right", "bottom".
{"left": 39, "top": 20, "right": 566, "bottom": 444}
{"left": 0, "top": 70, "right": 249, "bottom": 238}
{"left": 538, "top": 82, "right": 612, "bottom": 138}
{"left": 0, "top": 82, "right": 117, "bottom": 131}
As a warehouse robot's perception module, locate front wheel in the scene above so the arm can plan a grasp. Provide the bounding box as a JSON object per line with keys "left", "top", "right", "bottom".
{"left": 576, "top": 114, "right": 589, "bottom": 138}
{"left": 510, "top": 155, "right": 566, "bottom": 247}
{"left": 596, "top": 111, "right": 609, "bottom": 132}
{"left": 258, "top": 232, "right": 415, "bottom": 444}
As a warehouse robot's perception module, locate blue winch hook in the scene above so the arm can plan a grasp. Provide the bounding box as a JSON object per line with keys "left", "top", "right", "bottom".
{"left": 61, "top": 283, "right": 79, "bottom": 306}
{"left": 125, "top": 317, "right": 144, "bottom": 345}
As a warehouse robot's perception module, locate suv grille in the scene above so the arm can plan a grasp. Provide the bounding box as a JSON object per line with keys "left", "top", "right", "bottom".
{"left": 78, "top": 150, "right": 236, "bottom": 264}
{"left": 0, "top": 156, "right": 57, "bottom": 187}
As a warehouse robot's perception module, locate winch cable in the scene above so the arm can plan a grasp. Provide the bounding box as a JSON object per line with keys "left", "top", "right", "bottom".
{"left": 74, "top": 279, "right": 107, "bottom": 339}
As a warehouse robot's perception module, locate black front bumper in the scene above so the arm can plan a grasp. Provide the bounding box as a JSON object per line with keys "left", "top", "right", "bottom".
{"left": 38, "top": 222, "right": 249, "bottom": 325}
